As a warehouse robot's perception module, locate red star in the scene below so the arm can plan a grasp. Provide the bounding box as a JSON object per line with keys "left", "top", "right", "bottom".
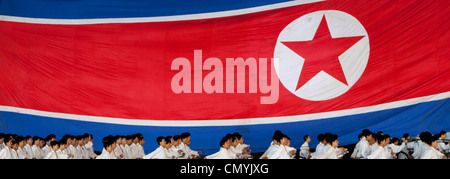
{"left": 281, "top": 15, "right": 365, "bottom": 91}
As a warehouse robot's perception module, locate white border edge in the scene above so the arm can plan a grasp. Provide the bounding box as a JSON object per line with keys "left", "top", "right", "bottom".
{"left": 0, "top": 91, "right": 448, "bottom": 127}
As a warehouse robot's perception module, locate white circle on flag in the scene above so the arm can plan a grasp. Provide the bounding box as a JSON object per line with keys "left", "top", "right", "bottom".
{"left": 274, "top": 10, "right": 370, "bottom": 101}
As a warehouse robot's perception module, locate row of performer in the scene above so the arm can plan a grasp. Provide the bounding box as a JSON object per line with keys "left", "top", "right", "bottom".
{"left": 0, "top": 130, "right": 448, "bottom": 159}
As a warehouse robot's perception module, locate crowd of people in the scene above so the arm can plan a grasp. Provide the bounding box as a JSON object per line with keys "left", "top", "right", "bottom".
{"left": 297, "top": 129, "right": 449, "bottom": 159}
{"left": 0, "top": 133, "right": 97, "bottom": 159}
{"left": 261, "top": 130, "right": 348, "bottom": 159}
{"left": 0, "top": 129, "right": 448, "bottom": 159}
{"left": 204, "top": 132, "right": 251, "bottom": 159}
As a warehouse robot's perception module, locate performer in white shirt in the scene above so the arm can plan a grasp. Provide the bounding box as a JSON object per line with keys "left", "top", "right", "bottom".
{"left": 10, "top": 141, "right": 19, "bottom": 159}
{"left": 0, "top": 133, "right": 5, "bottom": 151}
{"left": 285, "top": 136, "right": 297, "bottom": 159}
{"left": 66, "top": 136, "right": 75, "bottom": 157}
{"left": 24, "top": 136, "right": 34, "bottom": 159}
{"left": 123, "top": 136, "right": 134, "bottom": 159}
{"left": 421, "top": 145, "right": 445, "bottom": 159}
{"left": 129, "top": 144, "right": 140, "bottom": 158}
{"left": 97, "top": 136, "right": 116, "bottom": 159}
{"left": 137, "top": 137, "right": 146, "bottom": 158}
{"left": 118, "top": 136, "right": 130, "bottom": 159}
{"left": 129, "top": 135, "right": 142, "bottom": 159}
{"left": 412, "top": 140, "right": 424, "bottom": 159}
{"left": 179, "top": 132, "right": 201, "bottom": 159}
{"left": 311, "top": 134, "right": 345, "bottom": 159}
{"left": 31, "top": 136, "right": 45, "bottom": 159}
{"left": 143, "top": 136, "right": 173, "bottom": 159}
{"left": 44, "top": 141, "right": 69, "bottom": 159}
{"left": 355, "top": 129, "right": 373, "bottom": 159}
{"left": 350, "top": 134, "right": 363, "bottom": 159}
{"left": 260, "top": 130, "right": 283, "bottom": 159}
{"left": 76, "top": 136, "right": 90, "bottom": 159}
{"left": 42, "top": 137, "right": 51, "bottom": 157}
{"left": 387, "top": 137, "right": 406, "bottom": 159}
{"left": 16, "top": 136, "right": 29, "bottom": 159}
{"left": 261, "top": 141, "right": 279, "bottom": 159}
{"left": 227, "top": 135, "right": 252, "bottom": 159}
{"left": 269, "top": 134, "right": 295, "bottom": 159}
{"left": 412, "top": 132, "right": 433, "bottom": 159}
{"left": 0, "top": 138, "right": 13, "bottom": 159}
{"left": 84, "top": 134, "right": 97, "bottom": 159}
{"left": 420, "top": 134, "right": 445, "bottom": 159}
{"left": 42, "top": 134, "right": 56, "bottom": 157}
{"left": 299, "top": 135, "right": 311, "bottom": 159}
{"left": 206, "top": 137, "right": 237, "bottom": 159}
{"left": 229, "top": 135, "right": 246, "bottom": 159}
{"left": 310, "top": 134, "right": 326, "bottom": 158}
{"left": 113, "top": 135, "right": 125, "bottom": 159}
{"left": 436, "top": 131, "right": 448, "bottom": 153}
{"left": 233, "top": 132, "right": 251, "bottom": 158}
{"left": 57, "top": 138, "right": 74, "bottom": 159}
{"left": 367, "top": 135, "right": 390, "bottom": 159}
{"left": 68, "top": 136, "right": 83, "bottom": 159}
{"left": 264, "top": 143, "right": 280, "bottom": 159}
{"left": 61, "top": 138, "right": 77, "bottom": 159}
{"left": 402, "top": 133, "right": 415, "bottom": 157}
{"left": 169, "top": 135, "right": 185, "bottom": 159}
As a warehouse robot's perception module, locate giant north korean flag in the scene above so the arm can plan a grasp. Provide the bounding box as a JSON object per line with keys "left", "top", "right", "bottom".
{"left": 0, "top": 0, "right": 449, "bottom": 153}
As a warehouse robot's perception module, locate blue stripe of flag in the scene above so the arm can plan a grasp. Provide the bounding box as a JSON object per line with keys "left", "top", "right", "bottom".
{"left": 0, "top": 0, "right": 294, "bottom": 19}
